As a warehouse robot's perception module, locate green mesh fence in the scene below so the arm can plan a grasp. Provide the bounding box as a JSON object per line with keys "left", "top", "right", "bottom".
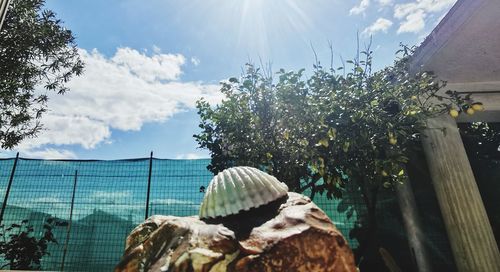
{"left": 0, "top": 157, "right": 359, "bottom": 271}
{"left": 3, "top": 153, "right": 486, "bottom": 271}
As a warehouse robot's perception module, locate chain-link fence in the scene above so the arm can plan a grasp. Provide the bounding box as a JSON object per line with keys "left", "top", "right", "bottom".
{"left": 7, "top": 149, "right": 495, "bottom": 271}
{"left": 0, "top": 155, "right": 361, "bottom": 271}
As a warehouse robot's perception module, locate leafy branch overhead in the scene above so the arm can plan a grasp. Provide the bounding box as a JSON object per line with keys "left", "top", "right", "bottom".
{"left": 0, "top": 0, "right": 84, "bottom": 149}
{"left": 194, "top": 44, "right": 479, "bottom": 199}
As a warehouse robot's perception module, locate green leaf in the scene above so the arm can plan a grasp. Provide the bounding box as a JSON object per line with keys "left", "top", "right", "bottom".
{"left": 327, "top": 128, "right": 337, "bottom": 140}
{"left": 316, "top": 138, "right": 329, "bottom": 147}
{"left": 342, "top": 141, "right": 350, "bottom": 152}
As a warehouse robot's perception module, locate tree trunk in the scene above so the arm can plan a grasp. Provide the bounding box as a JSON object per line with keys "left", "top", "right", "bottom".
{"left": 395, "top": 175, "right": 432, "bottom": 272}
{"left": 355, "top": 183, "right": 378, "bottom": 266}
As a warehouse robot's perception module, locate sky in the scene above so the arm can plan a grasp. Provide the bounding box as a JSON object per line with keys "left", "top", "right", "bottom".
{"left": 1, "top": 0, "right": 457, "bottom": 160}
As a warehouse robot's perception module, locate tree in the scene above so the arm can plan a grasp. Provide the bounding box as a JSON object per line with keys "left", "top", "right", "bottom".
{"left": 0, "top": 218, "right": 59, "bottom": 270}
{"left": 195, "top": 65, "right": 319, "bottom": 193}
{"left": 0, "top": 0, "right": 84, "bottom": 149}
{"left": 194, "top": 44, "right": 477, "bottom": 266}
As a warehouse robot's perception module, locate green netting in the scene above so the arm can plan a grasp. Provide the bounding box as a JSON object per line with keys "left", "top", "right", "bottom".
{"left": 0, "top": 157, "right": 360, "bottom": 271}
{"left": 6, "top": 152, "right": 493, "bottom": 271}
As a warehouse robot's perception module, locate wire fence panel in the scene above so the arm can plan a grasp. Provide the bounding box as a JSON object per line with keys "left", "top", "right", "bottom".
{"left": 0, "top": 156, "right": 461, "bottom": 271}
{"left": 0, "top": 158, "right": 14, "bottom": 215}
{"left": 64, "top": 159, "right": 149, "bottom": 271}
{"left": 149, "top": 159, "right": 213, "bottom": 218}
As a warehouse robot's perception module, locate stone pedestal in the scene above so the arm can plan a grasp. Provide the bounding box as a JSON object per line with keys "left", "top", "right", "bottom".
{"left": 115, "top": 192, "right": 356, "bottom": 272}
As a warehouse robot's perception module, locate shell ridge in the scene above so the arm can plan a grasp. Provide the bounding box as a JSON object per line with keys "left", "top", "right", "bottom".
{"left": 249, "top": 168, "right": 287, "bottom": 201}
{"left": 240, "top": 167, "right": 268, "bottom": 209}
{"left": 240, "top": 167, "right": 266, "bottom": 207}
{"left": 258, "top": 171, "right": 284, "bottom": 199}
{"left": 225, "top": 168, "right": 242, "bottom": 215}
{"left": 199, "top": 166, "right": 289, "bottom": 219}
{"left": 238, "top": 168, "right": 258, "bottom": 209}
{"left": 253, "top": 169, "right": 279, "bottom": 202}
{"left": 219, "top": 172, "right": 233, "bottom": 217}
{"left": 199, "top": 179, "right": 210, "bottom": 218}
{"left": 228, "top": 167, "right": 251, "bottom": 212}
{"left": 206, "top": 175, "right": 219, "bottom": 218}
{"left": 221, "top": 170, "right": 237, "bottom": 216}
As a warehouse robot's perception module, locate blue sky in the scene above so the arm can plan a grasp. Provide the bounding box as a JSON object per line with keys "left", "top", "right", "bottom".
{"left": 1, "top": 0, "right": 456, "bottom": 159}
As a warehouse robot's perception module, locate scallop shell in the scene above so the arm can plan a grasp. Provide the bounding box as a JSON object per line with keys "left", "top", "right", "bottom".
{"left": 199, "top": 166, "right": 289, "bottom": 219}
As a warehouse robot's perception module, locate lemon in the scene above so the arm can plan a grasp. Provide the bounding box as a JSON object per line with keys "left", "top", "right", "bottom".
{"left": 449, "top": 109, "right": 459, "bottom": 118}
{"left": 411, "top": 95, "right": 417, "bottom": 100}
{"left": 466, "top": 108, "right": 475, "bottom": 115}
{"left": 389, "top": 137, "right": 397, "bottom": 145}
{"left": 381, "top": 170, "right": 388, "bottom": 177}
{"left": 471, "top": 103, "right": 484, "bottom": 111}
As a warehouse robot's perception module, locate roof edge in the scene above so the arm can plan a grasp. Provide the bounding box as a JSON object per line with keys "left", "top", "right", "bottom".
{"left": 411, "top": 0, "right": 487, "bottom": 71}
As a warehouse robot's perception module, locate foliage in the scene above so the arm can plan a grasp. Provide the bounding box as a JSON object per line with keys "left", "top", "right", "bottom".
{"left": 0, "top": 0, "right": 84, "bottom": 149}
{"left": 0, "top": 218, "right": 59, "bottom": 270}
{"left": 195, "top": 43, "right": 473, "bottom": 196}
{"left": 459, "top": 122, "right": 500, "bottom": 163}
{"left": 194, "top": 43, "right": 477, "bottom": 264}
{"left": 195, "top": 65, "right": 318, "bottom": 193}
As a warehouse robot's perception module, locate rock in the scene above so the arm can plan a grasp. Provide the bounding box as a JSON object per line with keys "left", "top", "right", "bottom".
{"left": 115, "top": 192, "right": 356, "bottom": 272}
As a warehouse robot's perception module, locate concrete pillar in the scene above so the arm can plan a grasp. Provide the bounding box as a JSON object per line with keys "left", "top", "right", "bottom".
{"left": 421, "top": 114, "right": 500, "bottom": 272}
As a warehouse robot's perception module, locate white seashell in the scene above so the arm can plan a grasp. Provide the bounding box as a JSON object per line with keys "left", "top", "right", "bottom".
{"left": 199, "top": 166, "right": 289, "bottom": 219}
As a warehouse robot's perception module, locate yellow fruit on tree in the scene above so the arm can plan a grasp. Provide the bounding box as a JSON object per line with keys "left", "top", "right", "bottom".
{"left": 411, "top": 95, "right": 417, "bottom": 100}
{"left": 389, "top": 137, "right": 397, "bottom": 145}
{"left": 466, "top": 108, "right": 475, "bottom": 115}
{"left": 449, "top": 109, "right": 459, "bottom": 118}
{"left": 381, "top": 170, "right": 388, "bottom": 177}
{"left": 471, "top": 103, "right": 484, "bottom": 111}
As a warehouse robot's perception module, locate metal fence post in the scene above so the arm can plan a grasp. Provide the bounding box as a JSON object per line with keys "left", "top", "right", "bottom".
{"left": 0, "top": 152, "right": 19, "bottom": 225}
{"left": 145, "top": 151, "right": 153, "bottom": 220}
{"left": 61, "top": 170, "right": 78, "bottom": 272}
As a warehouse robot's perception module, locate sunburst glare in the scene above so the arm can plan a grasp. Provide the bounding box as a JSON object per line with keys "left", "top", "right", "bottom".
{"left": 185, "top": 0, "right": 315, "bottom": 58}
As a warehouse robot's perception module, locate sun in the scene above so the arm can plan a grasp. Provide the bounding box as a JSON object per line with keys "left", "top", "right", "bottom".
{"left": 188, "top": 0, "right": 315, "bottom": 57}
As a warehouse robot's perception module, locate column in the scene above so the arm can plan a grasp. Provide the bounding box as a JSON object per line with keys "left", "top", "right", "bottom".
{"left": 422, "top": 114, "right": 500, "bottom": 272}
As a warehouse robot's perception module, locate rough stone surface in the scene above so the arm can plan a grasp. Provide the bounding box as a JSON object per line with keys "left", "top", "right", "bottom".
{"left": 115, "top": 192, "right": 356, "bottom": 272}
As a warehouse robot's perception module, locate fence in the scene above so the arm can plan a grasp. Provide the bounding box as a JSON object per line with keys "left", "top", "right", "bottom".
{"left": 0, "top": 139, "right": 497, "bottom": 271}
{"left": 0, "top": 154, "right": 362, "bottom": 271}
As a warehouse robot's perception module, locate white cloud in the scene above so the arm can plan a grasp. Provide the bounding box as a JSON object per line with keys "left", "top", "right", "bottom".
{"left": 191, "top": 57, "right": 201, "bottom": 66}
{"left": 350, "top": 0, "right": 370, "bottom": 15}
{"left": 377, "top": 0, "right": 393, "bottom": 6}
{"left": 175, "top": 153, "right": 206, "bottom": 159}
{"left": 152, "top": 45, "right": 162, "bottom": 54}
{"left": 18, "top": 148, "right": 77, "bottom": 159}
{"left": 111, "top": 47, "right": 185, "bottom": 82}
{"left": 20, "top": 115, "right": 111, "bottom": 150}
{"left": 397, "top": 9, "right": 426, "bottom": 33}
{"left": 14, "top": 47, "right": 223, "bottom": 158}
{"left": 394, "top": 0, "right": 456, "bottom": 33}
{"left": 362, "top": 18, "right": 393, "bottom": 36}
